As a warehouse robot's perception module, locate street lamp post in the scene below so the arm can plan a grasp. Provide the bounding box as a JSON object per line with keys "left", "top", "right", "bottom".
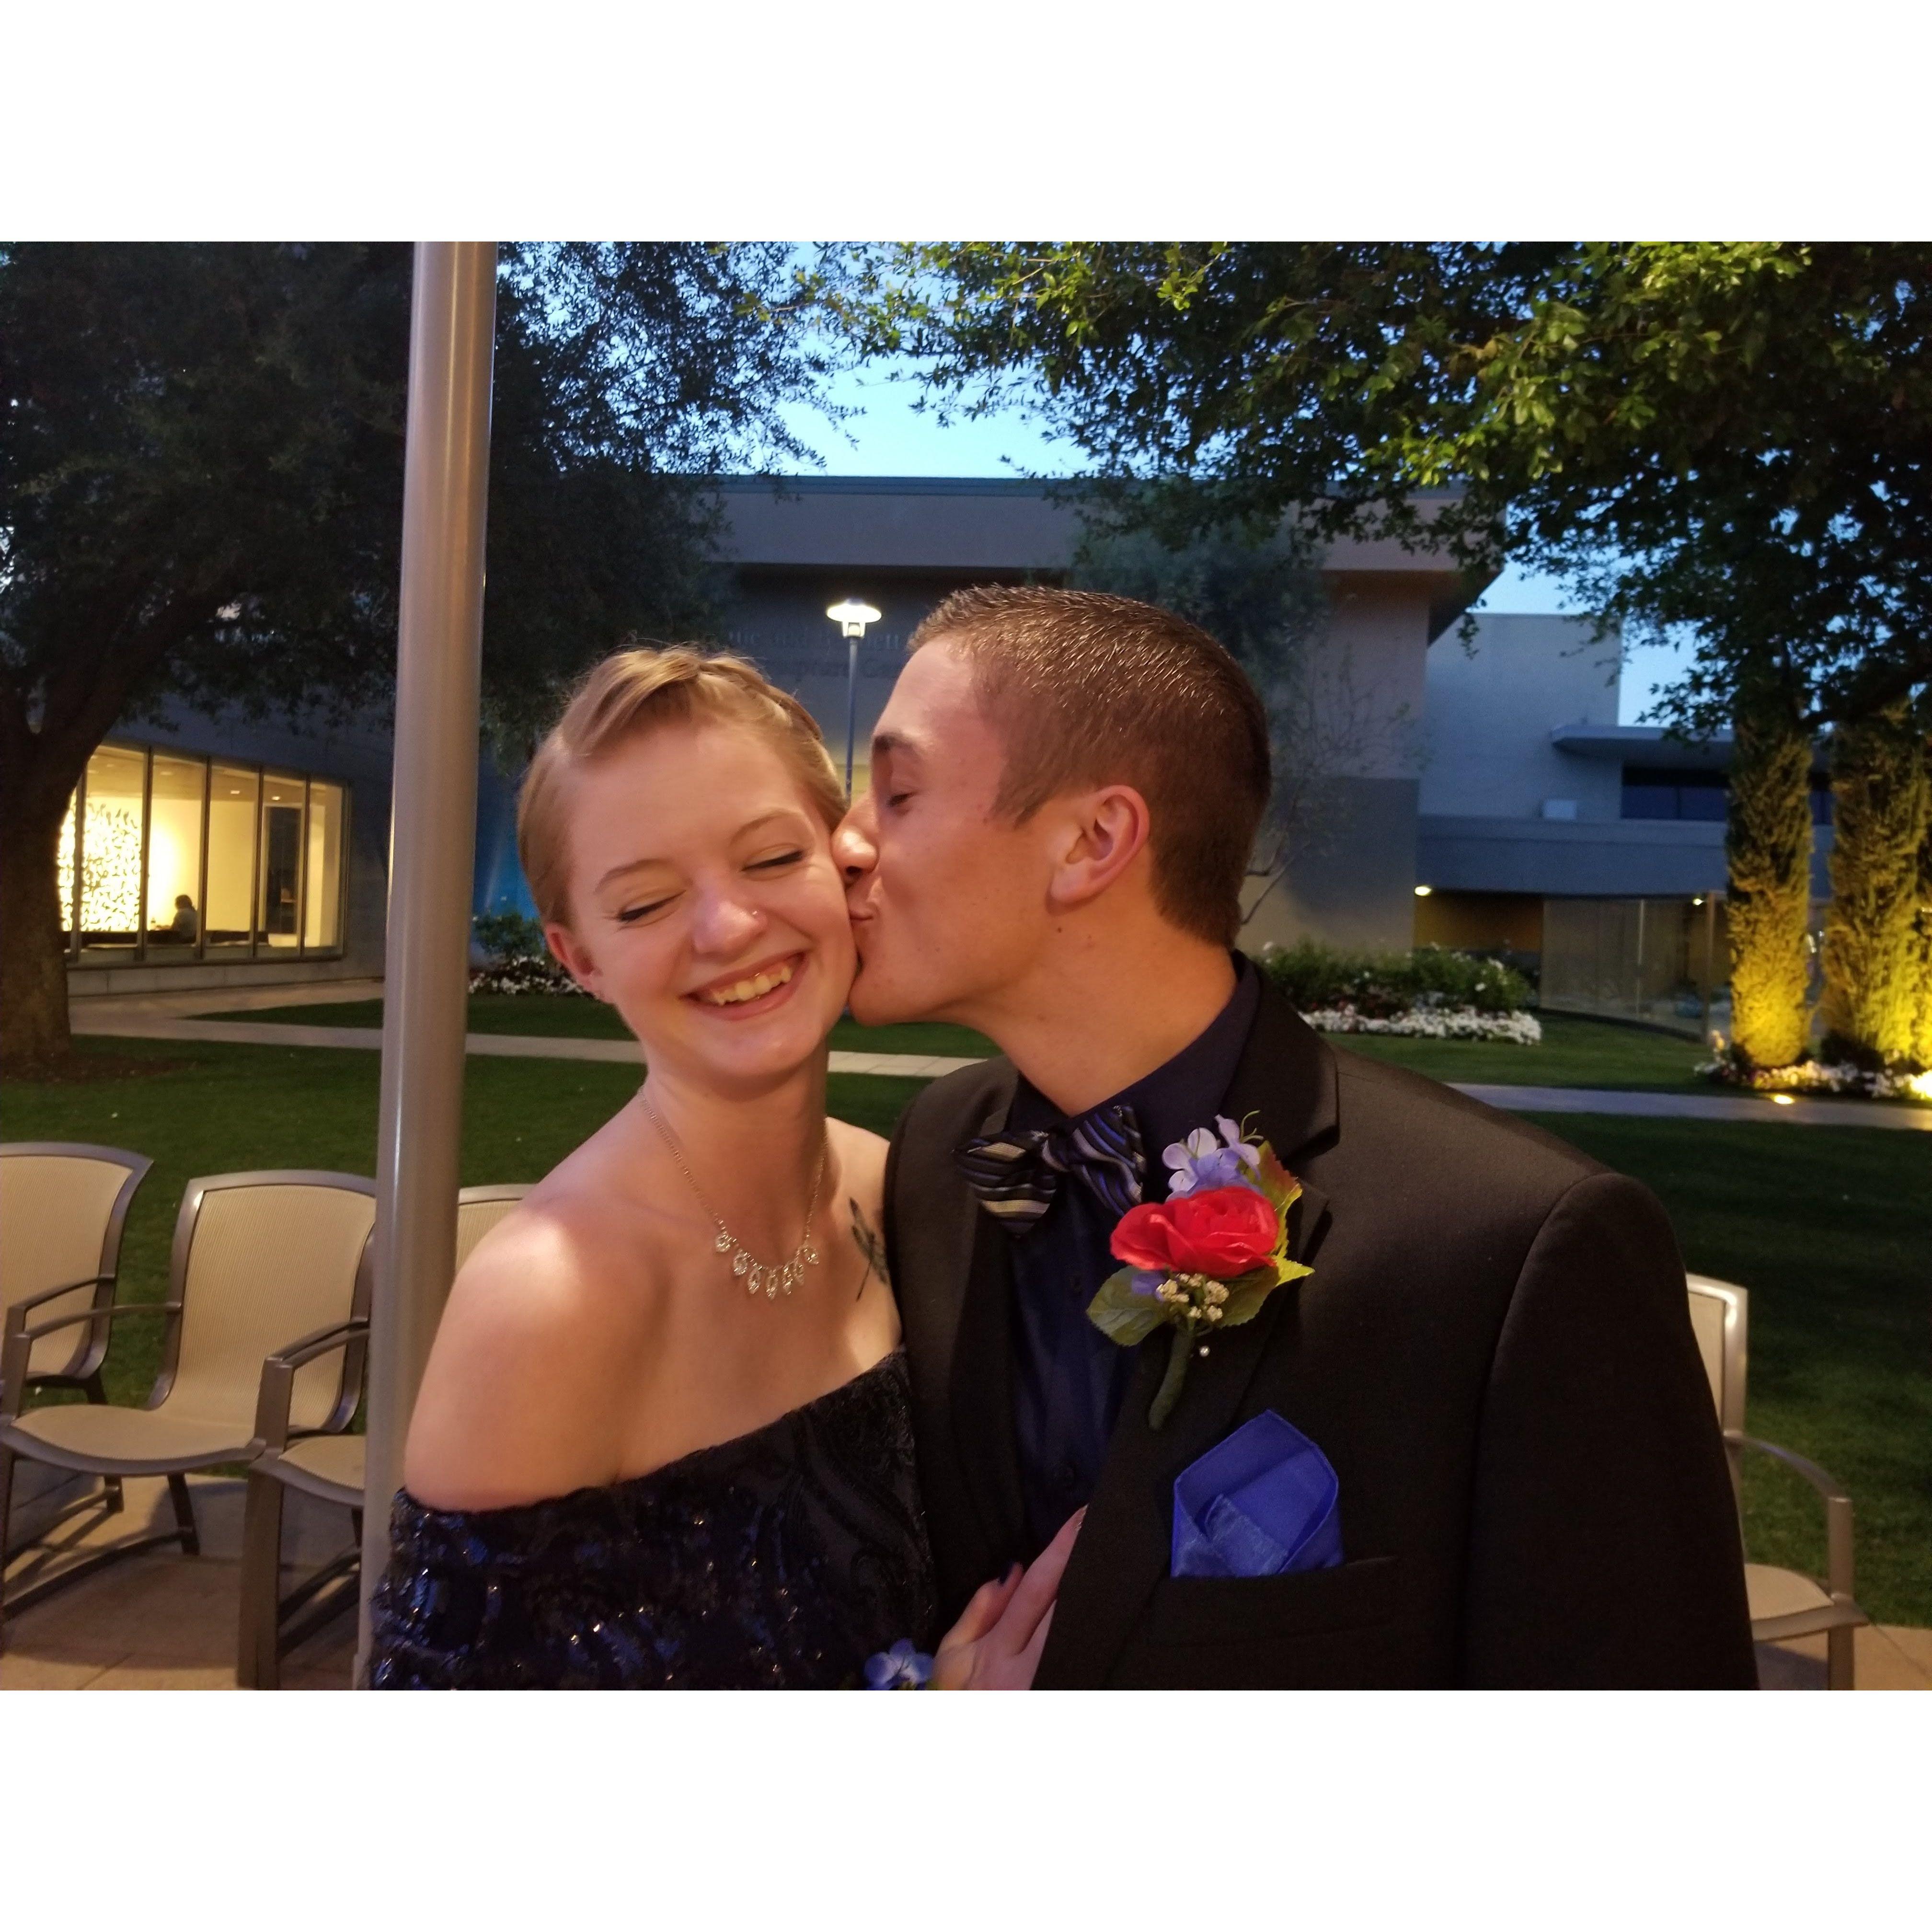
{"left": 825, "top": 598, "right": 881, "bottom": 796}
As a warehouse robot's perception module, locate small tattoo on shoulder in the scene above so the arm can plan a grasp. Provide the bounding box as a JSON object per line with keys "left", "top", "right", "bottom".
{"left": 849, "top": 1198, "right": 890, "bottom": 1299}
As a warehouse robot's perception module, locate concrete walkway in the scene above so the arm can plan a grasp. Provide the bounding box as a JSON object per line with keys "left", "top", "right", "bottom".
{"left": 1453, "top": 1082, "right": 1932, "bottom": 1131}
{"left": 69, "top": 1009, "right": 1932, "bottom": 1125}
{"left": 69, "top": 1011, "right": 987, "bottom": 1081}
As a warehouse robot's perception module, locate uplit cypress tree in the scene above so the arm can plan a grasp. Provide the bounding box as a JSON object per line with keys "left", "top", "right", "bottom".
{"left": 1909, "top": 739, "right": 1932, "bottom": 1068}
{"left": 1725, "top": 693, "right": 1816, "bottom": 1069}
{"left": 1821, "top": 707, "right": 1932, "bottom": 1066}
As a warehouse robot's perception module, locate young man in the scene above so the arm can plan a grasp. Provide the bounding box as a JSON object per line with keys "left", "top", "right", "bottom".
{"left": 835, "top": 585, "right": 1756, "bottom": 1689}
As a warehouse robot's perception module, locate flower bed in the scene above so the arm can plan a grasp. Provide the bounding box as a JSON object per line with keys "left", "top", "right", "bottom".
{"left": 1255, "top": 939, "right": 1533, "bottom": 1017}
{"left": 1698, "top": 1045, "right": 1932, "bottom": 1103}
{"left": 1254, "top": 940, "right": 1541, "bottom": 1045}
{"left": 1299, "top": 1004, "right": 1543, "bottom": 1045}
{"left": 469, "top": 956, "right": 586, "bottom": 998}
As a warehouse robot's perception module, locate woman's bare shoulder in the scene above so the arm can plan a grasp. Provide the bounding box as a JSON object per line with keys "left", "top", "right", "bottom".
{"left": 827, "top": 1119, "right": 893, "bottom": 1301}
{"left": 828, "top": 1117, "right": 889, "bottom": 1209}
{"left": 402, "top": 1185, "right": 665, "bottom": 1511}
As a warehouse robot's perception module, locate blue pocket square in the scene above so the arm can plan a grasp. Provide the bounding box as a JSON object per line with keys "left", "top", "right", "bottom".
{"left": 1172, "top": 1410, "right": 1343, "bottom": 1579}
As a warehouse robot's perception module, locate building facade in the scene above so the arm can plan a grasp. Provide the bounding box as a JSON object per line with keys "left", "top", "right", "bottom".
{"left": 70, "top": 481, "right": 1819, "bottom": 1028}
{"left": 1415, "top": 611, "right": 1834, "bottom": 1034}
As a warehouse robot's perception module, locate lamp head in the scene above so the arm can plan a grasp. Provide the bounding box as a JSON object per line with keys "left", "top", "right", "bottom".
{"left": 827, "top": 598, "right": 882, "bottom": 640}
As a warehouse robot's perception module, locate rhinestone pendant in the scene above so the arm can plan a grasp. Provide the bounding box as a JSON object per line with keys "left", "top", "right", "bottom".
{"left": 765, "top": 1272, "right": 780, "bottom": 1300}
{"left": 731, "top": 1250, "right": 749, "bottom": 1277}
{"left": 713, "top": 1230, "right": 732, "bottom": 1254}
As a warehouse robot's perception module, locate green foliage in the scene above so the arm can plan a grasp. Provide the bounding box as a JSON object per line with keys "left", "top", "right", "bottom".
{"left": 818, "top": 242, "right": 1932, "bottom": 736}
{"left": 1725, "top": 694, "right": 1817, "bottom": 1069}
{"left": 0, "top": 241, "right": 831, "bottom": 1066}
{"left": 1255, "top": 940, "right": 1532, "bottom": 1017}
{"left": 1821, "top": 708, "right": 1932, "bottom": 1066}
{"left": 1913, "top": 802, "right": 1932, "bottom": 1066}
{"left": 1086, "top": 1270, "right": 1167, "bottom": 1348}
{"left": 472, "top": 909, "right": 548, "bottom": 964}
{"left": 1069, "top": 513, "right": 1327, "bottom": 689}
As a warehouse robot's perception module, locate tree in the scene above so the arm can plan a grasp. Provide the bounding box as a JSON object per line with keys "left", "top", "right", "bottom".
{"left": 1821, "top": 705, "right": 1932, "bottom": 1066}
{"left": 0, "top": 242, "right": 824, "bottom": 1071}
{"left": 1725, "top": 681, "right": 1816, "bottom": 1070}
{"left": 821, "top": 242, "right": 1932, "bottom": 1055}
{"left": 1067, "top": 506, "right": 1414, "bottom": 920}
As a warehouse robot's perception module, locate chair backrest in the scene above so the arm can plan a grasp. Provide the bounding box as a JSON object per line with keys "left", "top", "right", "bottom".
{"left": 1685, "top": 1273, "right": 1748, "bottom": 1488}
{"left": 455, "top": 1185, "right": 530, "bottom": 1276}
{"left": 0, "top": 1142, "right": 152, "bottom": 1384}
{"left": 159, "top": 1172, "right": 376, "bottom": 1434}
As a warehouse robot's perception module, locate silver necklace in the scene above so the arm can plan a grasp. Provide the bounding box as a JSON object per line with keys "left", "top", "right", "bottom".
{"left": 641, "top": 1092, "right": 826, "bottom": 1300}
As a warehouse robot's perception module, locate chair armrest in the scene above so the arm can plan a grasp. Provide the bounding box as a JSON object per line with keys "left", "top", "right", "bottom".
{"left": 3, "top": 1276, "right": 115, "bottom": 1334}
{"left": 1, "top": 1302, "right": 182, "bottom": 1418}
{"left": 250, "top": 1319, "right": 369, "bottom": 1454}
{"left": 1739, "top": 1433, "right": 1857, "bottom": 1604}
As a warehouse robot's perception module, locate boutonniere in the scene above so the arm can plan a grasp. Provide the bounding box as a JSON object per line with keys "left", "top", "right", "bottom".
{"left": 1085, "top": 1116, "right": 1313, "bottom": 1430}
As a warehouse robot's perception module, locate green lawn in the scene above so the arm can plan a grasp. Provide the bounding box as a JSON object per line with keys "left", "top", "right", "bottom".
{"left": 1333, "top": 1011, "right": 1712, "bottom": 1090}
{"left": 1514, "top": 1115, "right": 1932, "bottom": 1630}
{"left": 215, "top": 992, "right": 994, "bottom": 1060}
{"left": 3, "top": 1037, "right": 920, "bottom": 1414}
{"left": 6, "top": 1038, "right": 1927, "bottom": 1624}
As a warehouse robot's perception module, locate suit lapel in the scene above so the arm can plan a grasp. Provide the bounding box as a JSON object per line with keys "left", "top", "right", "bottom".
{"left": 1037, "top": 985, "right": 1340, "bottom": 1688}
{"left": 935, "top": 1070, "right": 1029, "bottom": 1561}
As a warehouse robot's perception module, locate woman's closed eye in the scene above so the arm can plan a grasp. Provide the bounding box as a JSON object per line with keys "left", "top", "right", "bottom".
{"left": 615, "top": 893, "right": 678, "bottom": 925}
{"left": 746, "top": 848, "right": 805, "bottom": 873}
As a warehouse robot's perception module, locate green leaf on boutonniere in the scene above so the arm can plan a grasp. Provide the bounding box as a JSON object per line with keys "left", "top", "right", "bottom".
{"left": 1253, "top": 1142, "right": 1304, "bottom": 1218}
{"left": 1216, "top": 1262, "right": 1291, "bottom": 1328}
{"left": 1085, "top": 1266, "right": 1169, "bottom": 1348}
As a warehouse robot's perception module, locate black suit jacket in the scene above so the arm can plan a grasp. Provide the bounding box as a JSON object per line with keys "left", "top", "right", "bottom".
{"left": 884, "top": 980, "right": 1758, "bottom": 1688}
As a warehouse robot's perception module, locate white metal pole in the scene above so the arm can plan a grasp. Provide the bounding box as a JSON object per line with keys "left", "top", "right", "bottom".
{"left": 355, "top": 242, "right": 497, "bottom": 1682}
{"left": 844, "top": 634, "right": 860, "bottom": 796}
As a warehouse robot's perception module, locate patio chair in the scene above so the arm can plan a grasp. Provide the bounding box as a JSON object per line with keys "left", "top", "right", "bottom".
{"left": 0, "top": 1143, "right": 153, "bottom": 1548}
{"left": 237, "top": 1183, "right": 530, "bottom": 1688}
{"left": 0, "top": 1170, "right": 376, "bottom": 1650}
{"left": 1686, "top": 1273, "right": 1871, "bottom": 1689}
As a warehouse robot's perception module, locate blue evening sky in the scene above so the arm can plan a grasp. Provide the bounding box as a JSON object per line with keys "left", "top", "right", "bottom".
{"left": 772, "top": 358, "right": 1680, "bottom": 726}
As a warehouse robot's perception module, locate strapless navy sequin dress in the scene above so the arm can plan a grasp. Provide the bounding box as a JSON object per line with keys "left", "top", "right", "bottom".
{"left": 368, "top": 1351, "right": 935, "bottom": 1689}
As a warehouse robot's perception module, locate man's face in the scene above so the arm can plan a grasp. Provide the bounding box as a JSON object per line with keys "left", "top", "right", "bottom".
{"left": 834, "top": 639, "right": 1056, "bottom": 1028}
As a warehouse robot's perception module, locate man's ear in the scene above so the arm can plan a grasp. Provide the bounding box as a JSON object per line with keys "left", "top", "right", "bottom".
{"left": 544, "top": 920, "right": 605, "bottom": 1002}
{"left": 1044, "top": 785, "right": 1152, "bottom": 913}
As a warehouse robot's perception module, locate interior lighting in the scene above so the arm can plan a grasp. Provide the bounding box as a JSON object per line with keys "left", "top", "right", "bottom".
{"left": 1413, "top": 885, "right": 1433, "bottom": 897}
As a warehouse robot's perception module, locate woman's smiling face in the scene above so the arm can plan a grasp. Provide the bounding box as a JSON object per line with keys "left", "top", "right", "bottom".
{"left": 544, "top": 719, "right": 855, "bottom": 1095}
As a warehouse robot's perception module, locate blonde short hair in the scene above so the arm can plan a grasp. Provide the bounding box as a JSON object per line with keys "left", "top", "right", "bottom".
{"left": 517, "top": 644, "right": 844, "bottom": 929}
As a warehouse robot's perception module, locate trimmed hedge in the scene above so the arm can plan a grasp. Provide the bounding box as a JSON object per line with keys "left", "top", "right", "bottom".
{"left": 1254, "top": 941, "right": 1534, "bottom": 1018}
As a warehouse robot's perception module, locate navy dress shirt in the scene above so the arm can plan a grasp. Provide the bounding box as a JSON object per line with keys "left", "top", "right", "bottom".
{"left": 1003, "top": 955, "right": 1261, "bottom": 1553}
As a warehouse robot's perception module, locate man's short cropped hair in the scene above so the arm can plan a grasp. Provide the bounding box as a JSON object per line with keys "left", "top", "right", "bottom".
{"left": 908, "top": 586, "right": 1271, "bottom": 948}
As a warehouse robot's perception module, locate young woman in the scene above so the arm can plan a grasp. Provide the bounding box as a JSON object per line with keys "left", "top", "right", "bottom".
{"left": 367, "top": 647, "right": 1073, "bottom": 1689}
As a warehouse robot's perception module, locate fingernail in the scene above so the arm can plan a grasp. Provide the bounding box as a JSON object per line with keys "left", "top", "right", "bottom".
{"left": 1005, "top": 1562, "right": 1022, "bottom": 1584}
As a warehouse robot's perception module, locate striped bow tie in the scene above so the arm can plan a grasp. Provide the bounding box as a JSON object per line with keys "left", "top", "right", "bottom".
{"left": 954, "top": 1102, "right": 1147, "bottom": 1233}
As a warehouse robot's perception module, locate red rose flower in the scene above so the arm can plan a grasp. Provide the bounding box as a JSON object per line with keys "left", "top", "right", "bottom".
{"left": 1110, "top": 1184, "right": 1280, "bottom": 1278}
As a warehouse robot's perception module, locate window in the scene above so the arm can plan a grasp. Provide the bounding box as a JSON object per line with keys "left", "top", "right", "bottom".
{"left": 304, "top": 782, "right": 345, "bottom": 950}
{"left": 1622, "top": 765, "right": 1835, "bottom": 824}
{"left": 58, "top": 742, "right": 349, "bottom": 966}
{"left": 145, "top": 755, "right": 207, "bottom": 947}
{"left": 1621, "top": 766, "right": 1728, "bottom": 821}
{"left": 207, "top": 765, "right": 260, "bottom": 953}
{"left": 256, "top": 774, "right": 306, "bottom": 949}
{"left": 77, "top": 745, "right": 147, "bottom": 956}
